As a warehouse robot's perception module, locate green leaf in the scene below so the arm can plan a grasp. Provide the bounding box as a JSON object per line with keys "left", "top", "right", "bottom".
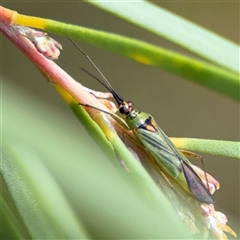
{"left": 3, "top": 4, "right": 239, "bottom": 100}
{"left": 1, "top": 139, "right": 89, "bottom": 239}
{"left": 43, "top": 21, "right": 239, "bottom": 101}
{"left": 87, "top": 0, "right": 239, "bottom": 73}
{"left": 171, "top": 138, "right": 240, "bottom": 159}
{"left": 0, "top": 195, "right": 29, "bottom": 239}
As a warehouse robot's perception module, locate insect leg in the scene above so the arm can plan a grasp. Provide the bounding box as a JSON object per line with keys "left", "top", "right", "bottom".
{"left": 180, "top": 149, "right": 202, "bottom": 159}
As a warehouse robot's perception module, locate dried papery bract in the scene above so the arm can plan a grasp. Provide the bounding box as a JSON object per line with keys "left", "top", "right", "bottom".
{"left": 12, "top": 25, "right": 62, "bottom": 60}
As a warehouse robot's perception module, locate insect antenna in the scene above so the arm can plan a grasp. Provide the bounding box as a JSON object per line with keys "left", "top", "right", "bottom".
{"left": 70, "top": 39, "right": 124, "bottom": 106}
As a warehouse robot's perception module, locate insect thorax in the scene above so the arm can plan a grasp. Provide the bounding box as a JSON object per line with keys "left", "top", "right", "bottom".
{"left": 126, "top": 110, "right": 152, "bottom": 130}
{"left": 126, "top": 109, "right": 140, "bottom": 120}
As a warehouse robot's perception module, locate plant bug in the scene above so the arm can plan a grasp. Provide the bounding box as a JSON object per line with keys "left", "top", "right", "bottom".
{"left": 71, "top": 41, "right": 215, "bottom": 204}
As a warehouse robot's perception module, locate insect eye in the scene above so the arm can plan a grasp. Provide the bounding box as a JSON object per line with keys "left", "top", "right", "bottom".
{"left": 119, "top": 105, "right": 127, "bottom": 114}
{"left": 119, "top": 102, "right": 131, "bottom": 114}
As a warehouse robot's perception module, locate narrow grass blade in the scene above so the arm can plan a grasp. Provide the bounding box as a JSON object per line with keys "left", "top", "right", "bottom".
{"left": 88, "top": 1, "right": 239, "bottom": 73}
{"left": 1, "top": 6, "right": 239, "bottom": 101}
{"left": 1, "top": 140, "right": 89, "bottom": 239}
{"left": 171, "top": 138, "right": 240, "bottom": 159}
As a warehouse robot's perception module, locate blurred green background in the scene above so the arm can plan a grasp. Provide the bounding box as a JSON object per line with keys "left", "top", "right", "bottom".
{"left": 2, "top": 1, "right": 239, "bottom": 237}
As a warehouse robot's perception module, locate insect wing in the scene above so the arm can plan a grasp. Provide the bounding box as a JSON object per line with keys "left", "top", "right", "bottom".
{"left": 136, "top": 126, "right": 182, "bottom": 178}
{"left": 135, "top": 116, "right": 215, "bottom": 204}
{"left": 181, "top": 160, "right": 215, "bottom": 203}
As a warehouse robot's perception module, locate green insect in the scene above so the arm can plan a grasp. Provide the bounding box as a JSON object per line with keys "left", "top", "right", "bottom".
{"left": 72, "top": 41, "right": 215, "bottom": 204}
